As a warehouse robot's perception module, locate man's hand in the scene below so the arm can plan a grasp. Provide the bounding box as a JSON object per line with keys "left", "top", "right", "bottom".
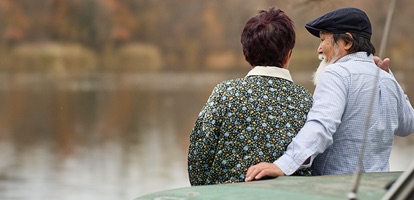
{"left": 373, "top": 56, "right": 390, "bottom": 73}
{"left": 245, "top": 162, "right": 285, "bottom": 182}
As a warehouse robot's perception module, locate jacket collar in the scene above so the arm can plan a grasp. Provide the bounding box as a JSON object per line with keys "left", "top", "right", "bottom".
{"left": 246, "top": 66, "right": 293, "bottom": 82}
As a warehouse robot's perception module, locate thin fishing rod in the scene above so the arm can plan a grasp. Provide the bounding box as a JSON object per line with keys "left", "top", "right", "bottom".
{"left": 379, "top": 0, "right": 397, "bottom": 58}
{"left": 348, "top": 0, "right": 397, "bottom": 199}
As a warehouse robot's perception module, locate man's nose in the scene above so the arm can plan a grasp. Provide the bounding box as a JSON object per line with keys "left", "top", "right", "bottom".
{"left": 317, "top": 44, "right": 323, "bottom": 53}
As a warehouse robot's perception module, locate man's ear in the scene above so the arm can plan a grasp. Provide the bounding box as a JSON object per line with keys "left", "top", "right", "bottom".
{"left": 344, "top": 32, "right": 353, "bottom": 50}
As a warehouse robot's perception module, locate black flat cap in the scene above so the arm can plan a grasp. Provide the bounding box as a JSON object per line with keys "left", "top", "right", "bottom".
{"left": 305, "top": 7, "right": 372, "bottom": 39}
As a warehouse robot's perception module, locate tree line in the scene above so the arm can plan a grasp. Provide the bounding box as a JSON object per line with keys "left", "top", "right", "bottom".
{"left": 0, "top": 0, "right": 413, "bottom": 73}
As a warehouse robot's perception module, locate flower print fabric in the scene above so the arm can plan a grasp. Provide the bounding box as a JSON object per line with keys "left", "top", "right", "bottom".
{"left": 187, "top": 75, "right": 313, "bottom": 186}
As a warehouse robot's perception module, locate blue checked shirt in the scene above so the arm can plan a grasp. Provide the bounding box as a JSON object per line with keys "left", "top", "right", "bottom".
{"left": 275, "top": 52, "right": 414, "bottom": 175}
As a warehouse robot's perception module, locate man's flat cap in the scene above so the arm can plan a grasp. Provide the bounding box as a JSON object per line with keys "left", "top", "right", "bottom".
{"left": 305, "top": 7, "right": 372, "bottom": 39}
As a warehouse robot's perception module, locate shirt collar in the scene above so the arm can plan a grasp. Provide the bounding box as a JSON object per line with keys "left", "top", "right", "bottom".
{"left": 246, "top": 66, "right": 293, "bottom": 82}
{"left": 336, "top": 52, "right": 373, "bottom": 64}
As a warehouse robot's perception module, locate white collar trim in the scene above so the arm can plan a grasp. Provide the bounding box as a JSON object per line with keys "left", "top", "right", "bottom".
{"left": 246, "top": 66, "right": 293, "bottom": 82}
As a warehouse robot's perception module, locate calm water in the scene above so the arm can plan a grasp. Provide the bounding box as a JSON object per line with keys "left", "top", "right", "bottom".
{"left": 0, "top": 73, "right": 412, "bottom": 200}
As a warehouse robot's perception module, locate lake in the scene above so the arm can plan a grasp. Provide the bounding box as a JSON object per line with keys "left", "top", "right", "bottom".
{"left": 0, "top": 72, "right": 412, "bottom": 200}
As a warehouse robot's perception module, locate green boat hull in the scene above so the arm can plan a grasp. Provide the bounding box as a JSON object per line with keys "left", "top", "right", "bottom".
{"left": 135, "top": 172, "right": 400, "bottom": 200}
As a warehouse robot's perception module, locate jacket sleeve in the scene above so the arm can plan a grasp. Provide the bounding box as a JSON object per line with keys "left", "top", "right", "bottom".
{"left": 187, "top": 84, "right": 223, "bottom": 185}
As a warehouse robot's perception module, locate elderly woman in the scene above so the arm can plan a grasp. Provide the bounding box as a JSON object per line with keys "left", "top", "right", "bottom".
{"left": 187, "top": 7, "right": 313, "bottom": 186}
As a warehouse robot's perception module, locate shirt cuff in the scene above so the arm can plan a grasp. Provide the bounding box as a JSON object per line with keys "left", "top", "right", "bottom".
{"left": 273, "top": 154, "right": 301, "bottom": 176}
{"left": 274, "top": 153, "right": 313, "bottom": 175}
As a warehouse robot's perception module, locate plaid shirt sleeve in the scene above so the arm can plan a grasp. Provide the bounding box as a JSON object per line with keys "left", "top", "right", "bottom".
{"left": 274, "top": 67, "right": 347, "bottom": 175}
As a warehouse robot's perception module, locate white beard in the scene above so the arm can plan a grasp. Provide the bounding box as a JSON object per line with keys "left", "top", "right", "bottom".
{"left": 312, "top": 46, "right": 340, "bottom": 86}
{"left": 312, "top": 54, "right": 329, "bottom": 86}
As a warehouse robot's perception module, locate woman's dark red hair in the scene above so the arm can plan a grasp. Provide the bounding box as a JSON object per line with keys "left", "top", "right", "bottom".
{"left": 241, "top": 7, "right": 295, "bottom": 67}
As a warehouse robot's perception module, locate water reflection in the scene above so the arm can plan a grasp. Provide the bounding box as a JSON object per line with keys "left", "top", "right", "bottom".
{"left": 0, "top": 73, "right": 412, "bottom": 200}
{"left": 0, "top": 72, "right": 240, "bottom": 200}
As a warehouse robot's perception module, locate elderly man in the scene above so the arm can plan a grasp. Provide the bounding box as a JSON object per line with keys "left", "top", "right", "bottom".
{"left": 246, "top": 7, "right": 414, "bottom": 180}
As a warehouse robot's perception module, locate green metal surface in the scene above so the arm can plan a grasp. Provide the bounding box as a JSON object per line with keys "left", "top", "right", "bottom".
{"left": 135, "top": 172, "right": 401, "bottom": 200}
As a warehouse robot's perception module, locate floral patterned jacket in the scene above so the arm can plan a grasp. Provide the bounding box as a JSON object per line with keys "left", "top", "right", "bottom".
{"left": 188, "top": 66, "right": 313, "bottom": 186}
